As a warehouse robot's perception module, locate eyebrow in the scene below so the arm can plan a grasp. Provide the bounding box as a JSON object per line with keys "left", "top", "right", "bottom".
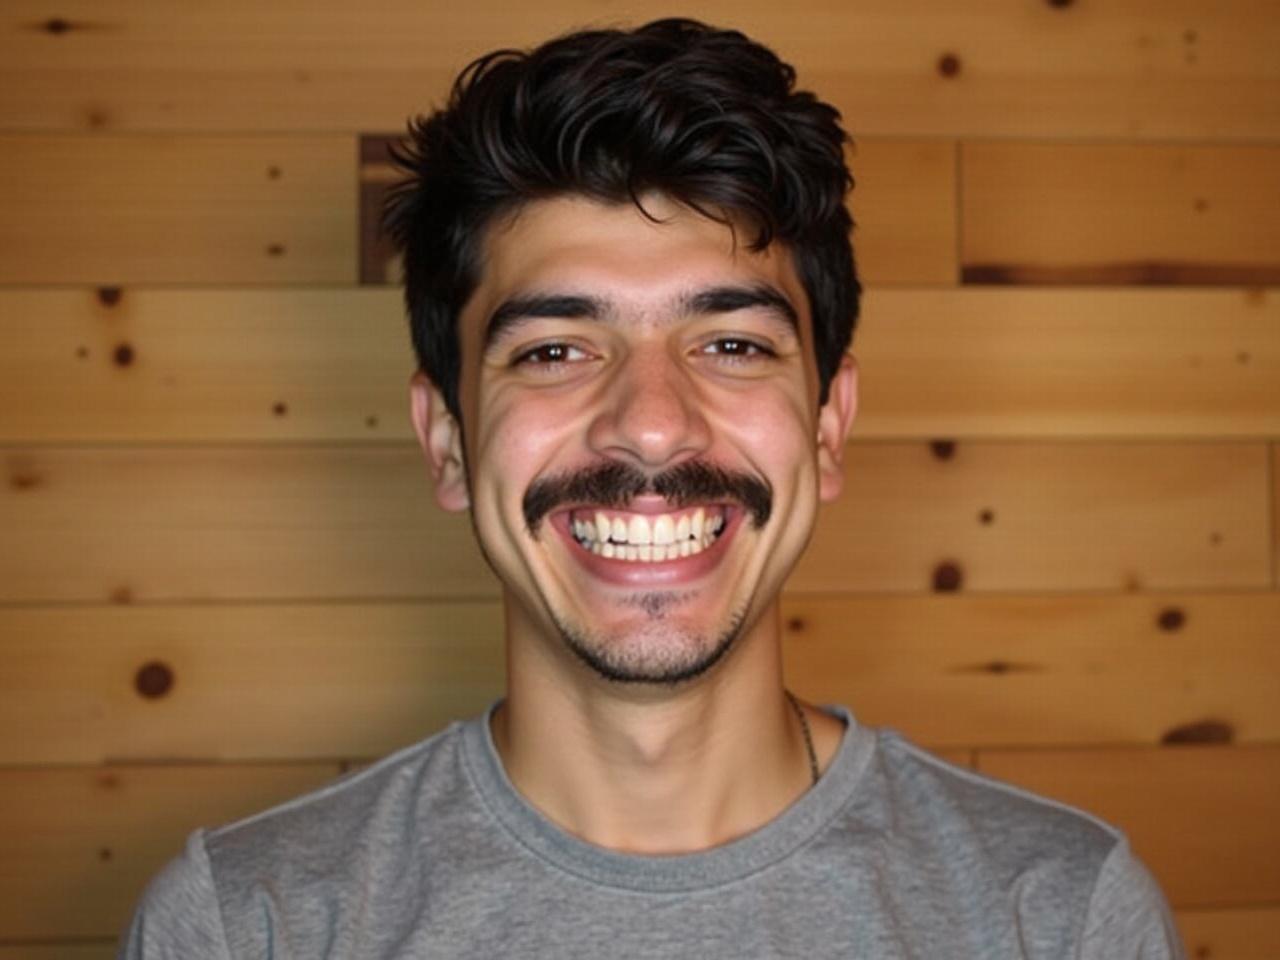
{"left": 482, "top": 282, "right": 799, "bottom": 352}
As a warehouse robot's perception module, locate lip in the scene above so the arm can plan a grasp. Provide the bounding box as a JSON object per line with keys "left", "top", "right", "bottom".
{"left": 548, "top": 504, "right": 742, "bottom": 587}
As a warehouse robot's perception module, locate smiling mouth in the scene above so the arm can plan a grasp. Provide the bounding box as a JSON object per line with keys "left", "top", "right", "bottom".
{"left": 565, "top": 505, "right": 729, "bottom": 563}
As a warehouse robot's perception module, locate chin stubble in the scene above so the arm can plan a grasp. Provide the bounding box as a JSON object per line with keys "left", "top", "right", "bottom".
{"left": 551, "top": 600, "right": 747, "bottom": 686}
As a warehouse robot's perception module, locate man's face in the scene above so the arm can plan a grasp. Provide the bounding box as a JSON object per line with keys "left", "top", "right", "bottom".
{"left": 414, "top": 194, "right": 854, "bottom": 685}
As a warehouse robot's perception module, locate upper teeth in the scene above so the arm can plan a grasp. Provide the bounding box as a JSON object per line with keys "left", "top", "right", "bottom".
{"left": 571, "top": 507, "right": 726, "bottom": 561}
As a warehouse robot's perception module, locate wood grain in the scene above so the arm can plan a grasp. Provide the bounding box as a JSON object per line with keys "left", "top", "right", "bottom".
{"left": 961, "top": 143, "right": 1280, "bottom": 285}
{"left": 856, "top": 288, "right": 1280, "bottom": 439}
{"left": 781, "top": 592, "right": 1280, "bottom": 750}
{"left": 1176, "top": 907, "right": 1280, "bottom": 960}
{"left": 976, "top": 745, "right": 1280, "bottom": 908}
{"left": 5, "top": 287, "right": 1279, "bottom": 443}
{"left": 2, "top": 1, "right": 1276, "bottom": 139}
{"left": 3, "top": 592, "right": 1276, "bottom": 763}
{"left": 0, "top": 136, "right": 356, "bottom": 284}
{"left": 0, "top": 289, "right": 410, "bottom": 443}
{"left": 0, "top": 441, "right": 1268, "bottom": 603}
{"left": 0, "top": 763, "right": 342, "bottom": 939}
{"left": 0, "top": 603, "right": 503, "bottom": 763}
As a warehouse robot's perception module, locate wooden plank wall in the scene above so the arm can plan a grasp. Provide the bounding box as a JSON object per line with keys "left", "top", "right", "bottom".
{"left": 2, "top": 1, "right": 1278, "bottom": 954}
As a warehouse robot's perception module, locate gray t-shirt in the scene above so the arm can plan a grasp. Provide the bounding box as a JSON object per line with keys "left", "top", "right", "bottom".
{"left": 118, "top": 706, "right": 1185, "bottom": 958}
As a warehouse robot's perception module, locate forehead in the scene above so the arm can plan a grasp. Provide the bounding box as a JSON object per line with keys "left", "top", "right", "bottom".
{"left": 460, "top": 194, "right": 811, "bottom": 339}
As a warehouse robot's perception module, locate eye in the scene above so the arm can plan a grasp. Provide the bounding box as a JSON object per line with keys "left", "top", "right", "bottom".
{"left": 512, "top": 342, "right": 591, "bottom": 367}
{"left": 700, "top": 337, "right": 777, "bottom": 361}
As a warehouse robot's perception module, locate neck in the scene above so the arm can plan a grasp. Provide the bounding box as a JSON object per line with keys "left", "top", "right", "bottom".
{"left": 492, "top": 602, "right": 835, "bottom": 853}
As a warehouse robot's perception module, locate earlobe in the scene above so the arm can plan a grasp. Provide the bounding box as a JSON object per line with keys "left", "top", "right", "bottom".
{"left": 409, "top": 372, "right": 470, "bottom": 512}
{"left": 816, "top": 354, "right": 858, "bottom": 502}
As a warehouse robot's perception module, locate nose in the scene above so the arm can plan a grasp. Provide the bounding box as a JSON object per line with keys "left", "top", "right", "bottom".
{"left": 586, "top": 347, "right": 712, "bottom": 469}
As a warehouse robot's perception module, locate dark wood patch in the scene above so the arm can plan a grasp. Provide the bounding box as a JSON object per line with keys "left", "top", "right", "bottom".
{"left": 963, "top": 261, "right": 1280, "bottom": 286}
{"left": 1162, "top": 719, "right": 1234, "bottom": 745}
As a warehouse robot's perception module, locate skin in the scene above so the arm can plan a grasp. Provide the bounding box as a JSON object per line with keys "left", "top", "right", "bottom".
{"left": 410, "top": 193, "right": 858, "bottom": 853}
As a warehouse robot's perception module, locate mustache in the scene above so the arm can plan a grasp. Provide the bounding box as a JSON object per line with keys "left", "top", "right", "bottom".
{"left": 522, "top": 461, "right": 773, "bottom": 535}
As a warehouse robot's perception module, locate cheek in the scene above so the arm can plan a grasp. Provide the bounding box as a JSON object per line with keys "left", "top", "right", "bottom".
{"left": 471, "top": 389, "right": 585, "bottom": 509}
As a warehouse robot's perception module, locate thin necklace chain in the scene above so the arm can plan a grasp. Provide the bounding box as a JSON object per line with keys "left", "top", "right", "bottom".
{"left": 785, "top": 690, "right": 820, "bottom": 786}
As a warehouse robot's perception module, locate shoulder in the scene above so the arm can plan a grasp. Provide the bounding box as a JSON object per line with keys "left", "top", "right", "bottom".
{"left": 845, "top": 728, "right": 1183, "bottom": 956}
{"left": 869, "top": 730, "right": 1123, "bottom": 868}
{"left": 119, "top": 718, "right": 480, "bottom": 955}
{"left": 203, "top": 719, "right": 472, "bottom": 887}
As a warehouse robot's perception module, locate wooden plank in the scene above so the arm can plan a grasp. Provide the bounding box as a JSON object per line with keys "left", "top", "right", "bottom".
{"left": 2, "top": 1, "right": 1277, "bottom": 139}
{"left": 783, "top": 592, "right": 1280, "bottom": 750}
{"left": 857, "top": 288, "right": 1280, "bottom": 439}
{"left": 359, "top": 135, "right": 955, "bottom": 288}
{"left": 1274, "top": 444, "right": 1280, "bottom": 589}
{"left": 0, "top": 603, "right": 503, "bottom": 764}
{"left": 1, "top": 441, "right": 1269, "bottom": 603}
{"left": 794, "top": 440, "right": 1271, "bottom": 593}
{"left": 18, "top": 591, "right": 1275, "bottom": 764}
{"left": 0, "top": 763, "right": 343, "bottom": 940}
{"left": 0, "top": 136, "right": 356, "bottom": 284}
{"left": 1177, "top": 907, "right": 1280, "bottom": 960}
{"left": 0, "top": 947, "right": 114, "bottom": 960}
{"left": 0, "top": 289, "right": 410, "bottom": 443}
{"left": 975, "top": 745, "right": 1280, "bottom": 908}
{"left": 5, "top": 287, "right": 1279, "bottom": 443}
{"left": 848, "top": 140, "right": 955, "bottom": 287}
{"left": 961, "top": 143, "right": 1280, "bottom": 285}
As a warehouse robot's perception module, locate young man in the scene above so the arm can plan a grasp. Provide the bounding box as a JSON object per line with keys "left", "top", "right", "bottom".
{"left": 121, "top": 20, "right": 1184, "bottom": 958}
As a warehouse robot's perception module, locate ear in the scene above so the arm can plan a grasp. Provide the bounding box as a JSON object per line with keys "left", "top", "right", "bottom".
{"left": 816, "top": 353, "right": 858, "bottom": 502}
{"left": 409, "top": 371, "right": 470, "bottom": 512}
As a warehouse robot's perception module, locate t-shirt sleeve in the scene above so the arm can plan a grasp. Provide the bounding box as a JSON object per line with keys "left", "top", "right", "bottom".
{"left": 116, "top": 831, "right": 232, "bottom": 960}
{"left": 1078, "top": 840, "right": 1186, "bottom": 960}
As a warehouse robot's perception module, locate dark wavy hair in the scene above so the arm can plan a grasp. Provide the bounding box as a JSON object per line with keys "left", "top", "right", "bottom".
{"left": 384, "top": 18, "right": 860, "bottom": 420}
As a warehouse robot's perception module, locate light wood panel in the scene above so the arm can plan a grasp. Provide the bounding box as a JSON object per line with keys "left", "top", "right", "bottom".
{"left": 794, "top": 440, "right": 1270, "bottom": 593}
{"left": 0, "top": 763, "right": 342, "bottom": 940}
{"left": 1177, "top": 907, "right": 1280, "bottom": 960}
{"left": 0, "top": 603, "right": 503, "bottom": 764}
{"left": 0, "top": 947, "right": 114, "bottom": 960}
{"left": 3, "top": 593, "right": 1275, "bottom": 764}
{"left": 1, "top": 441, "right": 1269, "bottom": 603}
{"left": 0, "top": 136, "right": 357, "bottom": 284}
{"left": 857, "top": 288, "right": 1280, "bottom": 439}
{"left": 6, "top": 287, "right": 1279, "bottom": 443}
{"left": 0, "top": 289, "right": 409, "bottom": 443}
{"left": 848, "top": 140, "right": 955, "bottom": 287}
{"left": 976, "top": 745, "right": 1280, "bottom": 908}
{"left": 961, "top": 143, "right": 1280, "bottom": 285}
{"left": 781, "top": 592, "right": 1280, "bottom": 750}
{"left": 2, "top": 1, "right": 1276, "bottom": 139}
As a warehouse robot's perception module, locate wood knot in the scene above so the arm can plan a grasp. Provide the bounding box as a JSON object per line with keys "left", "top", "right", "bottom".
{"left": 266, "top": 243, "right": 287, "bottom": 257}
{"left": 113, "top": 342, "right": 135, "bottom": 367}
{"left": 134, "top": 661, "right": 175, "bottom": 699}
{"left": 44, "top": 16, "right": 72, "bottom": 33}
{"left": 929, "top": 439, "right": 956, "bottom": 461}
{"left": 96, "top": 286, "right": 122, "bottom": 307}
{"left": 1046, "top": 0, "right": 1073, "bottom": 7}
{"left": 10, "top": 471, "right": 41, "bottom": 491}
{"left": 109, "top": 585, "right": 134, "bottom": 604}
{"left": 1162, "top": 719, "right": 1233, "bottom": 746}
{"left": 937, "top": 53, "right": 961, "bottom": 78}
{"left": 932, "top": 561, "right": 963, "bottom": 592}
{"left": 978, "top": 508, "right": 995, "bottom": 525}
{"left": 267, "top": 165, "right": 282, "bottom": 180}
{"left": 365, "top": 414, "right": 379, "bottom": 429}
{"left": 272, "top": 401, "right": 288, "bottom": 417}
{"left": 785, "top": 617, "right": 806, "bottom": 633}
{"left": 98, "top": 847, "right": 114, "bottom": 862}
{"left": 1156, "top": 607, "right": 1186, "bottom": 632}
